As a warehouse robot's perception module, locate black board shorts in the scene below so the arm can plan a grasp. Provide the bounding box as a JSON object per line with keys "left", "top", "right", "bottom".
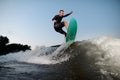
{"left": 54, "top": 22, "right": 67, "bottom": 37}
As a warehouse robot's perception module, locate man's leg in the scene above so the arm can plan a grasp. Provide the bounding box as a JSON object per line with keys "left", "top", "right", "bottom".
{"left": 63, "top": 32, "right": 67, "bottom": 39}
{"left": 64, "top": 21, "right": 68, "bottom": 30}
{"left": 58, "top": 29, "right": 67, "bottom": 38}
{"left": 56, "top": 22, "right": 67, "bottom": 38}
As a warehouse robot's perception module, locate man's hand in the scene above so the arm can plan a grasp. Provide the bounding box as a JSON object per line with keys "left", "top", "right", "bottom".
{"left": 70, "top": 11, "right": 73, "bottom": 14}
{"left": 53, "top": 20, "right": 56, "bottom": 23}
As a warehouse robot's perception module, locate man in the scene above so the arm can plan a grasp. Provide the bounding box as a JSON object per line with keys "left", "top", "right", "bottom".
{"left": 52, "top": 10, "right": 73, "bottom": 37}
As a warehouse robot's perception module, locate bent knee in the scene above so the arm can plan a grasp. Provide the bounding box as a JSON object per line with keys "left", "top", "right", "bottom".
{"left": 63, "top": 21, "right": 67, "bottom": 24}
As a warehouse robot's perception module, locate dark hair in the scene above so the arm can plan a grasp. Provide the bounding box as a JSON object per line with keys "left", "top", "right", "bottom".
{"left": 59, "top": 10, "right": 64, "bottom": 13}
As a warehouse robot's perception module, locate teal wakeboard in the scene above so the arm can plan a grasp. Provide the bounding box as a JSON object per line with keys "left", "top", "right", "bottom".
{"left": 66, "top": 18, "right": 77, "bottom": 43}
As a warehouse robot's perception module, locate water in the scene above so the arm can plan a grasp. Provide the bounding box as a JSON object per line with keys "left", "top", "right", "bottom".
{"left": 0, "top": 36, "right": 120, "bottom": 80}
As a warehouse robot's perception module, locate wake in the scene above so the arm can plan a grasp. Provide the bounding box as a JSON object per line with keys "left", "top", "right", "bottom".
{"left": 0, "top": 36, "right": 120, "bottom": 66}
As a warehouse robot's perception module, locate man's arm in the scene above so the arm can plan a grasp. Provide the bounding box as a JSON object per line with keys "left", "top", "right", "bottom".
{"left": 52, "top": 15, "right": 57, "bottom": 23}
{"left": 63, "top": 11, "right": 73, "bottom": 17}
{"left": 52, "top": 20, "right": 56, "bottom": 23}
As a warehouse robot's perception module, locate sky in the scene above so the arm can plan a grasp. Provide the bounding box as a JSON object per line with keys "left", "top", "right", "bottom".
{"left": 0, "top": 0, "right": 120, "bottom": 49}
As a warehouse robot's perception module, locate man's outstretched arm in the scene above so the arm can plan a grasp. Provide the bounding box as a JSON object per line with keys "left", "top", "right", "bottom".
{"left": 63, "top": 11, "right": 73, "bottom": 17}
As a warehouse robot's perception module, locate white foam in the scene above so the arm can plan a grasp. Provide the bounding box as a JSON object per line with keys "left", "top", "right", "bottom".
{"left": 0, "top": 43, "right": 70, "bottom": 64}
{"left": 0, "top": 36, "right": 120, "bottom": 66}
{"left": 90, "top": 36, "right": 120, "bottom": 67}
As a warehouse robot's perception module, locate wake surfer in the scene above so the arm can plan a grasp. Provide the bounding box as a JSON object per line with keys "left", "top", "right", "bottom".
{"left": 52, "top": 10, "right": 73, "bottom": 38}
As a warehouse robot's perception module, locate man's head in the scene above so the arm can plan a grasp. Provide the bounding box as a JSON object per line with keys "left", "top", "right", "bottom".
{"left": 59, "top": 10, "right": 64, "bottom": 16}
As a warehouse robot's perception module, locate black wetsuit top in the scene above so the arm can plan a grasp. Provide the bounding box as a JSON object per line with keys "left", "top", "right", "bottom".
{"left": 52, "top": 13, "right": 71, "bottom": 25}
{"left": 52, "top": 13, "right": 71, "bottom": 36}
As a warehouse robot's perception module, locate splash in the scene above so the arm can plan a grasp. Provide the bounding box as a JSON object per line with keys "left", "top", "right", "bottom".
{"left": 0, "top": 43, "right": 70, "bottom": 64}
{"left": 0, "top": 36, "right": 120, "bottom": 67}
{"left": 89, "top": 36, "right": 120, "bottom": 66}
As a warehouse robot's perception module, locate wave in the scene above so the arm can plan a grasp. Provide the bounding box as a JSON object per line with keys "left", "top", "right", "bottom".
{"left": 0, "top": 36, "right": 119, "bottom": 65}
{"left": 0, "top": 36, "right": 120, "bottom": 65}
{"left": 0, "top": 36, "right": 120, "bottom": 79}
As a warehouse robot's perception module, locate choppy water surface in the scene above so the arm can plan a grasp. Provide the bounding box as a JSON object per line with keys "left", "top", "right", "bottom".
{"left": 0, "top": 37, "right": 120, "bottom": 80}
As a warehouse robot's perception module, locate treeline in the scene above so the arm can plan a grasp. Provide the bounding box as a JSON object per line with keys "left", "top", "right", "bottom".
{"left": 0, "top": 36, "right": 31, "bottom": 56}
